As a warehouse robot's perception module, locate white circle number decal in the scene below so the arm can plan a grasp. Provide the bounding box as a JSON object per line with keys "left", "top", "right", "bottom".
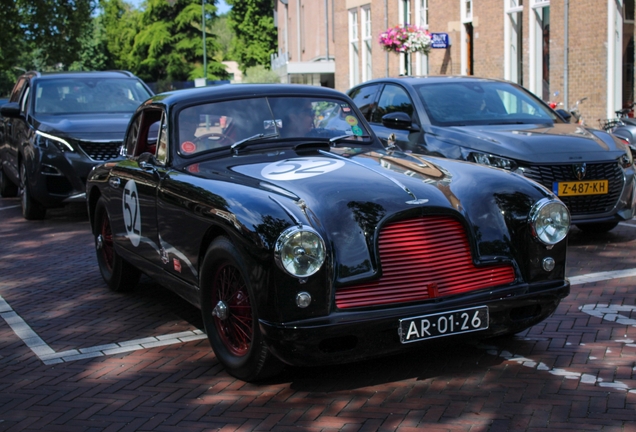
{"left": 261, "top": 158, "right": 345, "bottom": 180}
{"left": 122, "top": 180, "right": 141, "bottom": 247}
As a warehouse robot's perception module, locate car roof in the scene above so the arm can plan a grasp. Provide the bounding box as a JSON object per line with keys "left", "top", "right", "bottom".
{"left": 28, "top": 71, "right": 138, "bottom": 81}
{"left": 354, "top": 75, "right": 510, "bottom": 87}
{"left": 145, "top": 84, "right": 352, "bottom": 109}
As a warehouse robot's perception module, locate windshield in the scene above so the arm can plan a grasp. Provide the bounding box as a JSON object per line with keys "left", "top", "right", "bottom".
{"left": 177, "top": 96, "right": 370, "bottom": 156}
{"left": 415, "top": 81, "right": 559, "bottom": 126}
{"left": 34, "top": 78, "right": 152, "bottom": 114}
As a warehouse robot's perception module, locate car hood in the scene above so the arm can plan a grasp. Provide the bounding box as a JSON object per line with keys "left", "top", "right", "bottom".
{"left": 192, "top": 148, "right": 553, "bottom": 282}
{"left": 431, "top": 122, "right": 623, "bottom": 163}
{"left": 34, "top": 113, "right": 132, "bottom": 140}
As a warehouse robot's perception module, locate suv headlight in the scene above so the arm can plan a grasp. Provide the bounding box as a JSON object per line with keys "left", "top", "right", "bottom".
{"left": 529, "top": 198, "right": 570, "bottom": 245}
{"left": 275, "top": 226, "right": 326, "bottom": 278}
{"left": 35, "top": 131, "right": 74, "bottom": 152}
{"left": 468, "top": 151, "right": 517, "bottom": 170}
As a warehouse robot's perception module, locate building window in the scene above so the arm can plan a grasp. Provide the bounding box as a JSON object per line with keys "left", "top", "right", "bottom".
{"left": 399, "top": 0, "right": 412, "bottom": 75}
{"left": 505, "top": 0, "right": 523, "bottom": 85}
{"left": 416, "top": 0, "right": 429, "bottom": 75}
{"left": 529, "top": 1, "right": 549, "bottom": 100}
{"left": 461, "top": 0, "right": 474, "bottom": 75}
{"left": 349, "top": 9, "right": 360, "bottom": 87}
{"left": 362, "top": 6, "right": 372, "bottom": 82}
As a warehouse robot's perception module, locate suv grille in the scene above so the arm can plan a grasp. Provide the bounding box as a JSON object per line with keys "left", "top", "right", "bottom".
{"left": 78, "top": 141, "right": 122, "bottom": 161}
{"left": 523, "top": 163, "right": 623, "bottom": 215}
{"left": 335, "top": 216, "right": 515, "bottom": 309}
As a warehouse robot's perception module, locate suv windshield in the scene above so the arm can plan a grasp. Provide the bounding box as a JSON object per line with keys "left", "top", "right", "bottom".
{"left": 34, "top": 78, "right": 152, "bottom": 114}
{"left": 177, "top": 96, "right": 369, "bottom": 156}
{"left": 415, "top": 81, "right": 559, "bottom": 126}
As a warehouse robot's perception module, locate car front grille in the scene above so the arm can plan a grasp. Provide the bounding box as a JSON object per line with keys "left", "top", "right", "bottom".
{"left": 523, "top": 162, "right": 623, "bottom": 215}
{"left": 335, "top": 216, "right": 516, "bottom": 309}
{"left": 78, "top": 141, "right": 122, "bottom": 161}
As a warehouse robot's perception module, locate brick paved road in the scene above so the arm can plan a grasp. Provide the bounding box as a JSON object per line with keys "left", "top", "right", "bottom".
{"left": 1, "top": 197, "right": 636, "bottom": 431}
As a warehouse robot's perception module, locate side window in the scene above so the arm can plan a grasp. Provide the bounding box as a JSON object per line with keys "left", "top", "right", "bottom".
{"left": 371, "top": 85, "right": 415, "bottom": 124}
{"left": 349, "top": 84, "right": 380, "bottom": 120}
{"left": 125, "top": 114, "right": 142, "bottom": 157}
{"left": 10, "top": 77, "right": 27, "bottom": 103}
{"left": 20, "top": 86, "right": 30, "bottom": 114}
{"left": 156, "top": 112, "right": 168, "bottom": 165}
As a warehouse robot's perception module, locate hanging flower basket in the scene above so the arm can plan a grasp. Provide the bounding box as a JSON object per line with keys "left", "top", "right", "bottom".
{"left": 379, "top": 24, "right": 432, "bottom": 55}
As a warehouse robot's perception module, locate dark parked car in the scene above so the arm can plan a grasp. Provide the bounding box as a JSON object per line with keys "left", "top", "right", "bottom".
{"left": 86, "top": 84, "right": 570, "bottom": 381}
{"left": 347, "top": 76, "right": 636, "bottom": 233}
{"left": 0, "top": 71, "right": 153, "bottom": 219}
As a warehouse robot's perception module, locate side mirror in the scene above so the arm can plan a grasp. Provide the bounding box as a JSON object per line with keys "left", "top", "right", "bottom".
{"left": 0, "top": 102, "right": 22, "bottom": 119}
{"left": 555, "top": 108, "right": 572, "bottom": 123}
{"left": 381, "top": 112, "right": 421, "bottom": 132}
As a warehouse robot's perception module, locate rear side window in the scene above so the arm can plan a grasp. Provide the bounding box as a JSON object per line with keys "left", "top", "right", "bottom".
{"left": 371, "top": 84, "right": 415, "bottom": 124}
{"left": 348, "top": 84, "right": 380, "bottom": 120}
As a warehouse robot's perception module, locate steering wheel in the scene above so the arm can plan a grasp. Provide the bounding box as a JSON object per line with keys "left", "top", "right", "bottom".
{"left": 193, "top": 132, "right": 232, "bottom": 149}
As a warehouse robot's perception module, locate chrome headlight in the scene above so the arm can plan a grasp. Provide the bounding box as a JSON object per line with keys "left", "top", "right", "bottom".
{"left": 35, "top": 131, "right": 74, "bottom": 152}
{"left": 468, "top": 151, "right": 517, "bottom": 170}
{"left": 275, "top": 226, "right": 326, "bottom": 278}
{"left": 529, "top": 198, "right": 570, "bottom": 245}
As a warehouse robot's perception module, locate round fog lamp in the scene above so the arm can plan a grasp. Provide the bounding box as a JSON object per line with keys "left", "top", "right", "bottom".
{"left": 542, "top": 257, "right": 556, "bottom": 272}
{"left": 296, "top": 292, "right": 312, "bottom": 308}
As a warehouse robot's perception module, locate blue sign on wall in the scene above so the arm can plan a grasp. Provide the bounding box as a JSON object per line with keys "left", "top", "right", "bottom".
{"left": 431, "top": 33, "right": 450, "bottom": 49}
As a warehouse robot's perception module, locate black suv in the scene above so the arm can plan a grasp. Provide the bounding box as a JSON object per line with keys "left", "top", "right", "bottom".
{"left": 0, "top": 71, "right": 153, "bottom": 219}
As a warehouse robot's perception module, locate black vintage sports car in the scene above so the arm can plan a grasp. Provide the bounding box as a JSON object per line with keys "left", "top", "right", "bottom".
{"left": 347, "top": 76, "right": 636, "bottom": 233}
{"left": 0, "top": 71, "right": 153, "bottom": 219}
{"left": 86, "top": 84, "right": 570, "bottom": 381}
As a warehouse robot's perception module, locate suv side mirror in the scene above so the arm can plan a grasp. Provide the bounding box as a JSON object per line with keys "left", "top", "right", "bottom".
{"left": 555, "top": 108, "right": 572, "bottom": 123}
{"left": 0, "top": 102, "right": 22, "bottom": 119}
{"left": 381, "top": 112, "right": 421, "bottom": 132}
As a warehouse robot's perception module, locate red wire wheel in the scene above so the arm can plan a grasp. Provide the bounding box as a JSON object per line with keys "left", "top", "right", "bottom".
{"left": 211, "top": 262, "right": 253, "bottom": 357}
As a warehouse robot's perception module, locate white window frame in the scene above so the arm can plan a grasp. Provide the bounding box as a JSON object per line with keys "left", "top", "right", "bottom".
{"left": 399, "top": 0, "right": 411, "bottom": 75}
{"left": 461, "top": 0, "right": 473, "bottom": 23}
{"left": 607, "top": 0, "right": 624, "bottom": 117}
{"left": 415, "top": 0, "right": 429, "bottom": 76}
{"left": 362, "top": 6, "right": 372, "bottom": 82}
{"left": 528, "top": 1, "right": 549, "bottom": 98}
{"left": 504, "top": 0, "right": 523, "bottom": 84}
{"left": 349, "top": 9, "right": 360, "bottom": 87}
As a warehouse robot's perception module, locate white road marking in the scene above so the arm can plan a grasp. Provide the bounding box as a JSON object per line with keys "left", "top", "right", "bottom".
{"left": 1, "top": 266, "right": 636, "bottom": 395}
{"left": 0, "top": 294, "right": 206, "bottom": 365}
{"left": 0, "top": 205, "right": 20, "bottom": 211}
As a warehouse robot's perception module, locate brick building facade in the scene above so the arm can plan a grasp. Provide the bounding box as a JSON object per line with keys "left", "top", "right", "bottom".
{"left": 272, "top": 0, "right": 634, "bottom": 128}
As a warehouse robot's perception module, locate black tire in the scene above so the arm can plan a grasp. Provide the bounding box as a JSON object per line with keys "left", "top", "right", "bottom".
{"left": 94, "top": 197, "right": 141, "bottom": 292}
{"left": 19, "top": 162, "right": 46, "bottom": 220}
{"left": 200, "top": 237, "right": 283, "bottom": 381}
{"left": 0, "top": 166, "right": 18, "bottom": 197}
{"left": 575, "top": 222, "right": 619, "bottom": 233}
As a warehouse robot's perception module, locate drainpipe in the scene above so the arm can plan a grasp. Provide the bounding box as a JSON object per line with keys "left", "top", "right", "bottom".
{"left": 385, "top": 0, "right": 389, "bottom": 77}
{"left": 325, "top": 0, "right": 329, "bottom": 60}
{"left": 296, "top": 0, "right": 301, "bottom": 61}
{"left": 563, "top": 0, "right": 569, "bottom": 110}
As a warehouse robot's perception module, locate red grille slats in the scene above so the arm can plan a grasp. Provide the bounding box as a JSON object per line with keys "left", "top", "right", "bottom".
{"left": 335, "top": 216, "right": 516, "bottom": 309}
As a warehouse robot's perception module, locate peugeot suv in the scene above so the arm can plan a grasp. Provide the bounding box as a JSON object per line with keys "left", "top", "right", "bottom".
{"left": 0, "top": 71, "right": 153, "bottom": 219}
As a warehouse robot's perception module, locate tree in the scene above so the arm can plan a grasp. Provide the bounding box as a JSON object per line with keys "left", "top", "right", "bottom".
{"left": 17, "top": 0, "right": 96, "bottom": 69}
{"left": 130, "top": 0, "right": 228, "bottom": 83}
{"left": 243, "top": 65, "right": 279, "bottom": 83}
{"left": 226, "top": 0, "right": 277, "bottom": 72}
{"left": 0, "top": 1, "right": 24, "bottom": 95}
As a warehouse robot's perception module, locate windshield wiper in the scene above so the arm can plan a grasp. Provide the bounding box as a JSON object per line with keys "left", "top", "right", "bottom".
{"left": 329, "top": 134, "right": 371, "bottom": 145}
{"left": 231, "top": 132, "right": 280, "bottom": 153}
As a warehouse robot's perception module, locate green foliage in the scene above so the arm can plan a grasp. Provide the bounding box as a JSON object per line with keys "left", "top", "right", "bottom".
{"left": 226, "top": 0, "right": 277, "bottom": 72}
{"left": 0, "top": 1, "right": 24, "bottom": 95}
{"left": 243, "top": 65, "right": 279, "bottom": 84}
{"left": 210, "top": 14, "right": 235, "bottom": 62}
